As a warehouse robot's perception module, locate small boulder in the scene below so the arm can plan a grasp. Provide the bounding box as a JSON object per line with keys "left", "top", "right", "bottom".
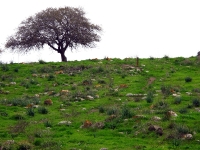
{"left": 126, "top": 93, "right": 134, "bottom": 97}
{"left": 182, "top": 134, "right": 193, "bottom": 140}
{"left": 87, "top": 95, "right": 94, "bottom": 100}
{"left": 44, "top": 99, "right": 53, "bottom": 105}
{"left": 152, "top": 116, "right": 161, "bottom": 121}
{"left": 148, "top": 125, "right": 163, "bottom": 136}
{"left": 58, "top": 121, "right": 71, "bottom": 126}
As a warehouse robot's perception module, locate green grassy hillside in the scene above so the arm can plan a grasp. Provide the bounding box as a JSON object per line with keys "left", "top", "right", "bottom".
{"left": 0, "top": 56, "right": 200, "bottom": 150}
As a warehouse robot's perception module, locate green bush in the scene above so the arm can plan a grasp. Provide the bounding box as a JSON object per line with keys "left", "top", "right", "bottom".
{"left": 12, "top": 114, "right": 25, "bottom": 120}
{"left": 179, "top": 108, "right": 188, "bottom": 114}
{"left": 146, "top": 91, "right": 154, "bottom": 103}
{"left": 185, "top": 77, "right": 192, "bottom": 82}
{"left": 38, "top": 106, "right": 48, "bottom": 114}
{"left": 44, "top": 120, "right": 52, "bottom": 127}
{"left": 48, "top": 74, "right": 55, "bottom": 81}
{"left": 192, "top": 98, "right": 200, "bottom": 107}
{"left": 38, "top": 59, "right": 47, "bottom": 64}
{"left": 26, "top": 108, "right": 35, "bottom": 117}
{"left": 99, "top": 106, "right": 105, "bottom": 113}
{"left": 17, "top": 141, "right": 32, "bottom": 150}
{"left": 121, "top": 105, "right": 133, "bottom": 119}
{"left": 161, "top": 85, "right": 172, "bottom": 97}
{"left": 107, "top": 107, "right": 119, "bottom": 115}
{"left": 174, "top": 97, "right": 181, "bottom": 104}
{"left": 1, "top": 64, "right": 9, "bottom": 71}
{"left": 176, "top": 124, "right": 191, "bottom": 135}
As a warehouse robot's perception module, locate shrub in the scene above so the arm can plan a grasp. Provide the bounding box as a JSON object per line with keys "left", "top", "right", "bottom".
{"left": 176, "top": 124, "right": 191, "bottom": 135}
{"left": 9, "top": 121, "right": 29, "bottom": 135}
{"left": 163, "top": 55, "right": 169, "bottom": 59}
{"left": 154, "top": 101, "right": 169, "bottom": 110}
{"left": 44, "top": 120, "right": 52, "bottom": 127}
{"left": 185, "top": 77, "right": 192, "bottom": 82}
{"left": 180, "top": 59, "right": 193, "bottom": 66}
{"left": 146, "top": 91, "right": 154, "bottom": 103}
{"left": 38, "top": 106, "right": 48, "bottom": 114}
{"left": 26, "top": 108, "right": 35, "bottom": 117}
{"left": 161, "top": 85, "right": 172, "bottom": 97}
{"left": 121, "top": 105, "right": 133, "bottom": 119}
{"left": 48, "top": 74, "right": 55, "bottom": 81}
{"left": 179, "top": 108, "right": 188, "bottom": 114}
{"left": 192, "top": 98, "right": 200, "bottom": 107}
{"left": 14, "top": 67, "right": 19, "bottom": 72}
{"left": 149, "top": 56, "right": 155, "bottom": 60}
{"left": 99, "top": 106, "right": 105, "bottom": 113}
{"left": 38, "top": 59, "right": 47, "bottom": 64}
{"left": 1, "top": 64, "right": 9, "bottom": 71}
{"left": 12, "top": 114, "right": 25, "bottom": 120}
{"left": 98, "top": 79, "right": 106, "bottom": 84}
{"left": 107, "top": 107, "right": 119, "bottom": 115}
{"left": 17, "top": 141, "right": 32, "bottom": 150}
{"left": 174, "top": 97, "right": 181, "bottom": 104}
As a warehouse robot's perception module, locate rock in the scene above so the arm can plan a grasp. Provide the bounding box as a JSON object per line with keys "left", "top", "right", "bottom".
{"left": 148, "top": 125, "right": 163, "bottom": 136}
{"left": 106, "top": 115, "right": 117, "bottom": 122}
{"left": 100, "top": 148, "right": 108, "bottom": 150}
{"left": 35, "top": 94, "right": 40, "bottom": 97}
{"left": 82, "top": 120, "right": 92, "bottom": 128}
{"left": 58, "top": 121, "right": 71, "bottom": 125}
{"left": 60, "top": 90, "right": 69, "bottom": 95}
{"left": 126, "top": 93, "right": 134, "bottom": 97}
{"left": 10, "top": 82, "right": 16, "bottom": 85}
{"left": 92, "top": 122, "right": 105, "bottom": 129}
{"left": 87, "top": 95, "right": 94, "bottom": 100}
{"left": 182, "top": 134, "right": 193, "bottom": 140}
{"left": 152, "top": 116, "right": 161, "bottom": 121}
{"left": 44, "top": 99, "right": 53, "bottom": 105}
{"left": 167, "top": 110, "right": 178, "bottom": 117}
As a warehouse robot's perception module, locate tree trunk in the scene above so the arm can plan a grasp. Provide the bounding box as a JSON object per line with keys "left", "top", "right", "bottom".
{"left": 60, "top": 51, "right": 67, "bottom": 62}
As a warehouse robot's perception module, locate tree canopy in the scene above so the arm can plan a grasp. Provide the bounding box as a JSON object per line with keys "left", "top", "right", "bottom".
{"left": 5, "top": 7, "right": 102, "bottom": 62}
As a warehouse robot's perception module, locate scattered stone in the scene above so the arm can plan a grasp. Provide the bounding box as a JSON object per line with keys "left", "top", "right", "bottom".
{"left": 134, "top": 115, "right": 146, "bottom": 118}
{"left": 91, "top": 122, "right": 105, "bottom": 129}
{"left": 167, "top": 110, "right": 178, "bottom": 117}
{"left": 32, "top": 74, "right": 38, "bottom": 77}
{"left": 148, "top": 125, "right": 163, "bottom": 136}
{"left": 55, "top": 70, "right": 64, "bottom": 74}
{"left": 60, "top": 90, "right": 69, "bottom": 95}
{"left": 44, "top": 99, "right": 53, "bottom": 105}
{"left": 106, "top": 115, "right": 117, "bottom": 122}
{"left": 126, "top": 93, "right": 134, "bottom": 97}
{"left": 58, "top": 121, "right": 71, "bottom": 125}
{"left": 100, "top": 148, "right": 108, "bottom": 150}
{"left": 156, "top": 90, "right": 161, "bottom": 93}
{"left": 172, "top": 93, "right": 181, "bottom": 97}
{"left": 186, "top": 92, "right": 192, "bottom": 95}
{"left": 35, "top": 94, "right": 40, "bottom": 97}
{"left": 33, "top": 105, "right": 39, "bottom": 108}
{"left": 87, "top": 95, "right": 94, "bottom": 100}
{"left": 54, "top": 93, "right": 60, "bottom": 97}
{"left": 182, "top": 134, "right": 193, "bottom": 140}
{"left": 95, "top": 95, "right": 100, "bottom": 98}
{"left": 195, "top": 108, "right": 200, "bottom": 112}
{"left": 82, "top": 108, "right": 86, "bottom": 111}
{"left": 60, "top": 109, "right": 66, "bottom": 111}
{"left": 152, "top": 116, "right": 161, "bottom": 121}
{"left": 10, "top": 82, "right": 16, "bottom": 85}
{"left": 81, "top": 120, "right": 92, "bottom": 128}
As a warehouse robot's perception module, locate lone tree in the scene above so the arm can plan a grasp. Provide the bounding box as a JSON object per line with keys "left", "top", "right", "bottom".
{"left": 5, "top": 7, "right": 102, "bottom": 62}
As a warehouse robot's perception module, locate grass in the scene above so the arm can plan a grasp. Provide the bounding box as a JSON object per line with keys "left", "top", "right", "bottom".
{"left": 0, "top": 57, "right": 200, "bottom": 149}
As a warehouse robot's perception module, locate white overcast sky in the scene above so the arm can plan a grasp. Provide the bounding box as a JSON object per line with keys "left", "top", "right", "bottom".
{"left": 1, "top": 0, "right": 200, "bottom": 63}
